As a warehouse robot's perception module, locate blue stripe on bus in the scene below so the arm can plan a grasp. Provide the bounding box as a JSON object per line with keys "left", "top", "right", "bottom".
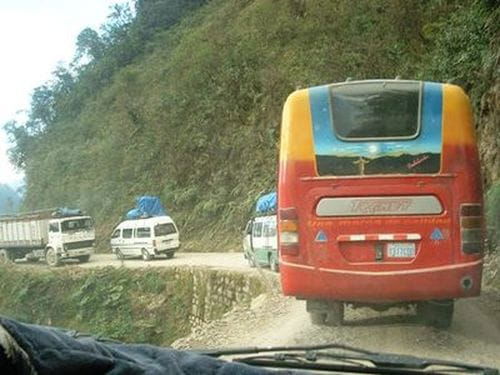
{"left": 309, "top": 82, "right": 443, "bottom": 158}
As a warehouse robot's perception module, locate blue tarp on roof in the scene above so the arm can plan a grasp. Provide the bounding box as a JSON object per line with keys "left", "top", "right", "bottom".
{"left": 52, "top": 208, "right": 83, "bottom": 217}
{"left": 125, "top": 196, "right": 168, "bottom": 220}
{"left": 255, "top": 191, "right": 276, "bottom": 215}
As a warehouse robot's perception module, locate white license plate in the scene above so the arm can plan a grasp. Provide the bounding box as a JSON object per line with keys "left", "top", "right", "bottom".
{"left": 387, "top": 243, "right": 416, "bottom": 258}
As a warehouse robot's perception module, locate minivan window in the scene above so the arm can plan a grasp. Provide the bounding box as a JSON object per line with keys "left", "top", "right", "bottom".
{"left": 154, "top": 223, "right": 176, "bottom": 236}
{"left": 111, "top": 229, "right": 120, "bottom": 239}
{"left": 263, "top": 223, "right": 276, "bottom": 237}
{"left": 122, "top": 229, "right": 133, "bottom": 239}
{"left": 253, "top": 222, "right": 263, "bottom": 237}
{"left": 136, "top": 227, "right": 151, "bottom": 238}
{"left": 245, "top": 221, "right": 253, "bottom": 235}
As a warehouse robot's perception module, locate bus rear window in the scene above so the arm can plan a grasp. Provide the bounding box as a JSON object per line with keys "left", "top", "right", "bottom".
{"left": 330, "top": 81, "right": 421, "bottom": 140}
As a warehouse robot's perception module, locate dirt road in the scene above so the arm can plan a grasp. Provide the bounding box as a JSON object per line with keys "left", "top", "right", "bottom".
{"left": 173, "top": 273, "right": 500, "bottom": 369}
{"left": 12, "top": 252, "right": 251, "bottom": 271}
{"left": 75, "top": 252, "right": 250, "bottom": 271}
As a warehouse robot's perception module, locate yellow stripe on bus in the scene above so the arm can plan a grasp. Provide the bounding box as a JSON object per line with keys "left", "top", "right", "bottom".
{"left": 442, "top": 84, "right": 476, "bottom": 146}
{"left": 280, "top": 89, "right": 315, "bottom": 162}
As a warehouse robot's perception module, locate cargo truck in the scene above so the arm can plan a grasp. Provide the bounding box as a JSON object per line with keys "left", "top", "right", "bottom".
{"left": 0, "top": 209, "right": 95, "bottom": 266}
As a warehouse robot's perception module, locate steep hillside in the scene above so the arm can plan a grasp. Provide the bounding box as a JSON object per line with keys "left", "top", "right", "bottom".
{"left": 5, "top": 0, "right": 499, "bottom": 250}
{"left": 0, "top": 184, "right": 20, "bottom": 214}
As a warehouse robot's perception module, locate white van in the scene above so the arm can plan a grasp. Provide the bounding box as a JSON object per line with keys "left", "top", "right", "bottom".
{"left": 110, "top": 216, "right": 180, "bottom": 261}
{"left": 242, "top": 215, "right": 278, "bottom": 272}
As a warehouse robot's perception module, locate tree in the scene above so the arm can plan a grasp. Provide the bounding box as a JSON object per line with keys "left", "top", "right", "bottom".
{"left": 75, "top": 27, "right": 106, "bottom": 62}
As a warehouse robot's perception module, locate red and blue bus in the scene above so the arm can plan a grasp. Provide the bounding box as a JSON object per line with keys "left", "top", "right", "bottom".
{"left": 278, "top": 80, "right": 484, "bottom": 328}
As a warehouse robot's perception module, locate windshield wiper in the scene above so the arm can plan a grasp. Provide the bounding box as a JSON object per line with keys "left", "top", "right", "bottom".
{"left": 195, "top": 343, "right": 374, "bottom": 357}
{"left": 194, "top": 343, "right": 498, "bottom": 375}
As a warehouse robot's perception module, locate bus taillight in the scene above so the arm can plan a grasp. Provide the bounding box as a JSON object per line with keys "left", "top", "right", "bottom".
{"left": 279, "top": 207, "right": 299, "bottom": 255}
{"left": 460, "top": 203, "right": 483, "bottom": 254}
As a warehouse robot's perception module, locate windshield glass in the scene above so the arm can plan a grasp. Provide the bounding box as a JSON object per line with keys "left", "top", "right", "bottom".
{"left": 155, "top": 223, "right": 176, "bottom": 236}
{"left": 0, "top": 0, "right": 497, "bottom": 372}
{"left": 330, "top": 81, "right": 421, "bottom": 140}
{"left": 60, "top": 218, "right": 93, "bottom": 232}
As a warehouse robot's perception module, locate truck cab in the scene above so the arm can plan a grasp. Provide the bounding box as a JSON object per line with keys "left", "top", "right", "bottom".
{"left": 44, "top": 216, "right": 95, "bottom": 265}
{"left": 30, "top": 216, "right": 95, "bottom": 266}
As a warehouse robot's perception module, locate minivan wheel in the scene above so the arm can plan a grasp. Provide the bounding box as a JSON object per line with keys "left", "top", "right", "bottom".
{"left": 141, "top": 248, "right": 152, "bottom": 261}
{"left": 247, "top": 253, "right": 256, "bottom": 268}
{"left": 115, "top": 248, "right": 124, "bottom": 260}
{"left": 45, "top": 248, "right": 61, "bottom": 267}
{"left": 269, "top": 255, "right": 279, "bottom": 273}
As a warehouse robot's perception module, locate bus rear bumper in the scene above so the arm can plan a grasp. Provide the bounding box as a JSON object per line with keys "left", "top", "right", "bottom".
{"left": 280, "top": 259, "right": 483, "bottom": 302}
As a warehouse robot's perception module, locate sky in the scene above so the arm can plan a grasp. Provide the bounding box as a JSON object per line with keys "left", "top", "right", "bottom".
{"left": 0, "top": 0, "right": 125, "bottom": 187}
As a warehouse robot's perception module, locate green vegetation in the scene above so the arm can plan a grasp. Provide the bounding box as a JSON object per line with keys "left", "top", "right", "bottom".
{"left": 4, "top": 0, "right": 499, "bottom": 250}
{"left": 0, "top": 265, "right": 265, "bottom": 345}
{"left": 487, "top": 182, "right": 500, "bottom": 250}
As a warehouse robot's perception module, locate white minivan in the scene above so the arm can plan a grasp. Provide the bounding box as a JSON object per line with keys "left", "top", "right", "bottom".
{"left": 243, "top": 215, "right": 278, "bottom": 272}
{"left": 110, "top": 216, "right": 180, "bottom": 261}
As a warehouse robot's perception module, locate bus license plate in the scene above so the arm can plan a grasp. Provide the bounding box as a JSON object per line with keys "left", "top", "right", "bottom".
{"left": 387, "top": 243, "right": 416, "bottom": 258}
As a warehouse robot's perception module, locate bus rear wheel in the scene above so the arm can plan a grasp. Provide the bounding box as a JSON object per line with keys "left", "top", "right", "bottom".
{"left": 309, "top": 312, "right": 327, "bottom": 325}
{"left": 307, "top": 300, "right": 344, "bottom": 326}
{"left": 325, "top": 302, "right": 344, "bottom": 326}
{"left": 417, "top": 300, "right": 454, "bottom": 329}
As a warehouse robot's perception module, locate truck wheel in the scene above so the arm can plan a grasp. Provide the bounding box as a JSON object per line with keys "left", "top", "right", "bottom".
{"left": 326, "top": 302, "right": 344, "bottom": 326}
{"left": 77, "top": 255, "right": 91, "bottom": 263}
{"left": 417, "top": 300, "right": 454, "bottom": 329}
{"left": 0, "top": 249, "right": 14, "bottom": 264}
{"left": 45, "top": 248, "right": 61, "bottom": 267}
{"left": 166, "top": 252, "right": 174, "bottom": 259}
{"left": 309, "top": 312, "right": 327, "bottom": 325}
{"left": 269, "top": 255, "right": 279, "bottom": 273}
{"left": 141, "top": 248, "right": 152, "bottom": 261}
